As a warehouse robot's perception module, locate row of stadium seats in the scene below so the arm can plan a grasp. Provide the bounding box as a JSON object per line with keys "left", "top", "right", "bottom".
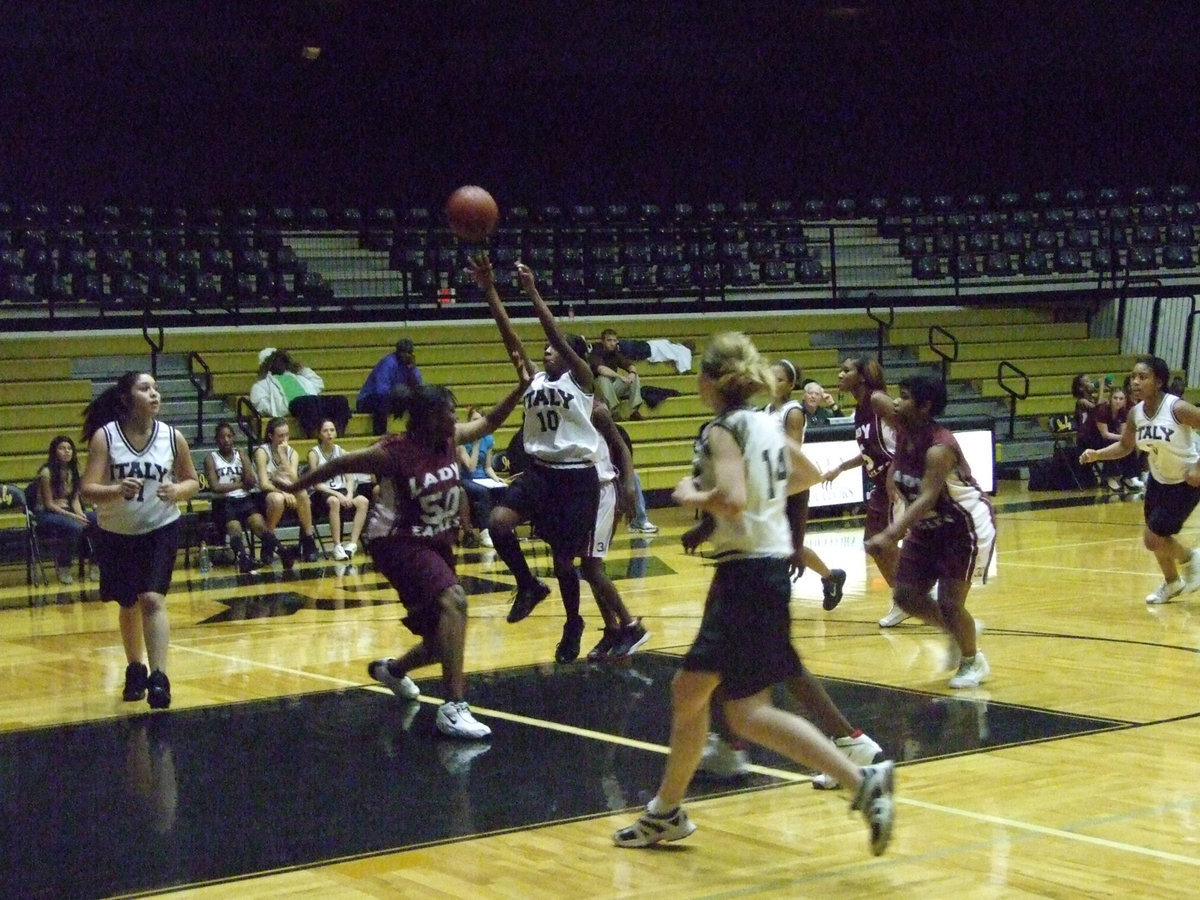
{"left": 911, "top": 245, "right": 1197, "bottom": 280}
{"left": 0, "top": 184, "right": 1190, "bottom": 230}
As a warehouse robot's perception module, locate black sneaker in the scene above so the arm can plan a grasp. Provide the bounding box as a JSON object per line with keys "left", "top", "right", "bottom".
{"left": 611, "top": 619, "right": 651, "bottom": 657}
{"left": 276, "top": 544, "right": 298, "bottom": 570}
{"left": 506, "top": 579, "right": 550, "bottom": 623}
{"left": 822, "top": 569, "right": 847, "bottom": 611}
{"left": 300, "top": 534, "right": 321, "bottom": 562}
{"left": 146, "top": 669, "right": 171, "bottom": 710}
{"left": 122, "top": 662, "right": 149, "bottom": 701}
{"left": 555, "top": 616, "right": 586, "bottom": 663}
{"left": 587, "top": 627, "right": 620, "bottom": 662}
{"left": 237, "top": 553, "right": 261, "bottom": 574}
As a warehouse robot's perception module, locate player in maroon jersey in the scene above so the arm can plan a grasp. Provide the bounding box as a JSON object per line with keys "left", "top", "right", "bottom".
{"left": 286, "top": 363, "right": 528, "bottom": 739}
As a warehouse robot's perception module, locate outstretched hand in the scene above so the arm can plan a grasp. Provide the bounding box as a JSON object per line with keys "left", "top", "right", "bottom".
{"left": 512, "top": 350, "right": 534, "bottom": 385}
{"left": 516, "top": 261, "right": 536, "bottom": 294}
{"left": 466, "top": 252, "right": 495, "bottom": 289}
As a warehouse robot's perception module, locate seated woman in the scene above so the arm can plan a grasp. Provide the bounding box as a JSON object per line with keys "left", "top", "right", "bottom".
{"left": 308, "top": 418, "right": 370, "bottom": 560}
{"left": 1094, "top": 385, "right": 1144, "bottom": 491}
{"left": 250, "top": 347, "right": 352, "bottom": 438}
{"left": 34, "top": 435, "right": 98, "bottom": 584}
{"left": 204, "top": 420, "right": 267, "bottom": 572}
{"left": 457, "top": 406, "right": 503, "bottom": 548}
{"left": 252, "top": 417, "right": 320, "bottom": 567}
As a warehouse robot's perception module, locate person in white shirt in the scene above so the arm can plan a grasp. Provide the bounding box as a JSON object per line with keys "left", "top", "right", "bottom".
{"left": 81, "top": 372, "right": 200, "bottom": 710}
{"left": 308, "top": 418, "right": 370, "bottom": 561}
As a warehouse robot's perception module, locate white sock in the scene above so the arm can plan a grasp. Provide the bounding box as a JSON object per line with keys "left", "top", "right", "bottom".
{"left": 647, "top": 795, "right": 672, "bottom": 816}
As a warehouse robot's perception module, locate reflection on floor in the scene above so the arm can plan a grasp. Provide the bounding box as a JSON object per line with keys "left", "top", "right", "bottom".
{"left": 1, "top": 652, "right": 1126, "bottom": 897}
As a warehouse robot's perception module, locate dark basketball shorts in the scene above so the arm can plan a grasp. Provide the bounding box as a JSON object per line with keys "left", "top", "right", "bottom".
{"left": 863, "top": 478, "right": 896, "bottom": 538}
{"left": 498, "top": 461, "right": 599, "bottom": 557}
{"left": 370, "top": 536, "right": 458, "bottom": 639}
{"left": 1144, "top": 476, "right": 1200, "bottom": 537}
{"left": 896, "top": 515, "right": 995, "bottom": 591}
{"left": 212, "top": 495, "right": 259, "bottom": 529}
{"left": 682, "top": 556, "right": 804, "bottom": 700}
{"left": 95, "top": 520, "right": 182, "bottom": 608}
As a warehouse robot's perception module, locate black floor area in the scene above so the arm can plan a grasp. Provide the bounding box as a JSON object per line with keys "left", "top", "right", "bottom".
{"left": 0, "top": 652, "right": 1128, "bottom": 898}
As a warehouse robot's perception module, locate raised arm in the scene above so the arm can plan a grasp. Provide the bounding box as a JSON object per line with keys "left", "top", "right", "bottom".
{"left": 517, "top": 262, "right": 593, "bottom": 391}
{"left": 456, "top": 357, "right": 531, "bottom": 445}
{"left": 468, "top": 253, "right": 535, "bottom": 378}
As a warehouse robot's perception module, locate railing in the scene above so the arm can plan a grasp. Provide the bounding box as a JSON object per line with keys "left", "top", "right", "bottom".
{"left": 141, "top": 305, "right": 164, "bottom": 376}
{"left": 186, "top": 351, "right": 214, "bottom": 444}
{"left": 927, "top": 325, "right": 959, "bottom": 387}
{"left": 996, "top": 361, "right": 1030, "bottom": 438}
{"left": 235, "top": 397, "right": 261, "bottom": 451}
{"left": 864, "top": 296, "right": 893, "bottom": 364}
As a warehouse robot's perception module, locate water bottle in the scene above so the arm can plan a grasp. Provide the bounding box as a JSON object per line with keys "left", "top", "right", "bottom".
{"left": 198, "top": 541, "right": 211, "bottom": 575}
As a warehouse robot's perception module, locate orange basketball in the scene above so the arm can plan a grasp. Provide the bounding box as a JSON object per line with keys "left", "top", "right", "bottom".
{"left": 445, "top": 185, "right": 500, "bottom": 242}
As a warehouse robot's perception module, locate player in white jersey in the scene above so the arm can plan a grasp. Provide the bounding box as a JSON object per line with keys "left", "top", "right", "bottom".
{"left": 308, "top": 418, "right": 370, "bottom": 561}
{"left": 1082, "top": 355, "right": 1200, "bottom": 604}
{"left": 765, "top": 359, "right": 847, "bottom": 609}
{"left": 581, "top": 397, "right": 649, "bottom": 661}
{"left": 81, "top": 372, "right": 200, "bottom": 710}
{"left": 613, "top": 333, "right": 895, "bottom": 857}
{"left": 470, "top": 255, "right": 603, "bottom": 662}
{"left": 204, "top": 420, "right": 266, "bottom": 573}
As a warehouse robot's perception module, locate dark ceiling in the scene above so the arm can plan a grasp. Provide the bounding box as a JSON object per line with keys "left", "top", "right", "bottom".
{"left": 1, "top": 1, "right": 1197, "bottom": 206}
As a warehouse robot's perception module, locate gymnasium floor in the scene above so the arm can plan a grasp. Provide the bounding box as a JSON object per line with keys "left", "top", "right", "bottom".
{"left": 3, "top": 480, "right": 1200, "bottom": 897}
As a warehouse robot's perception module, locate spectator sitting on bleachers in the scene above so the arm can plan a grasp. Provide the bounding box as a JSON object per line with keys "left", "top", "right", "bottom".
{"left": 252, "top": 417, "right": 319, "bottom": 566}
{"left": 588, "top": 328, "right": 645, "bottom": 421}
{"left": 33, "top": 435, "right": 98, "bottom": 584}
{"left": 356, "top": 338, "right": 422, "bottom": 436}
{"left": 203, "top": 420, "right": 266, "bottom": 573}
{"left": 457, "top": 406, "right": 502, "bottom": 549}
{"left": 250, "top": 347, "right": 351, "bottom": 438}
{"left": 802, "top": 379, "right": 843, "bottom": 427}
{"left": 308, "top": 418, "right": 370, "bottom": 560}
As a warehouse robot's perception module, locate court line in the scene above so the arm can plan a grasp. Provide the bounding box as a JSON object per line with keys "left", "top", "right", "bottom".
{"left": 169, "top": 644, "right": 1200, "bottom": 869}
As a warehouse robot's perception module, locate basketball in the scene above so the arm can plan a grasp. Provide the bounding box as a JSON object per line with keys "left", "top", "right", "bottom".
{"left": 446, "top": 185, "right": 499, "bottom": 242}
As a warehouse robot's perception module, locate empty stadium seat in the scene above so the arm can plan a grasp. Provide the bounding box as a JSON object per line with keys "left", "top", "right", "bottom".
{"left": 1163, "top": 245, "right": 1196, "bottom": 268}
{"left": 950, "top": 254, "right": 980, "bottom": 278}
{"left": 1128, "top": 246, "right": 1157, "bottom": 270}
{"left": 1020, "top": 250, "right": 1051, "bottom": 275}
{"left": 761, "top": 260, "right": 791, "bottom": 283}
{"left": 912, "top": 254, "right": 943, "bottom": 279}
{"left": 984, "top": 252, "right": 1015, "bottom": 276}
{"left": 1054, "top": 248, "right": 1085, "bottom": 273}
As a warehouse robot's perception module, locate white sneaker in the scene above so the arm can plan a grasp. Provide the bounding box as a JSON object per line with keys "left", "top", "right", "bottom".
{"left": 945, "top": 619, "right": 985, "bottom": 671}
{"left": 813, "top": 733, "right": 884, "bottom": 790}
{"left": 878, "top": 604, "right": 910, "bottom": 628}
{"left": 1185, "top": 549, "right": 1200, "bottom": 593}
{"left": 479, "top": 529, "right": 493, "bottom": 548}
{"left": 1125, "top": 476, "right": 1145, "bottom": 490}
{"left": 697, "top": 732, "right": 750, "bottom": 778}
{"left": 342, "top": 541, "right": 358, "bottom": 557}
{"left": 948, "top": 650, "right": 990, "bottom": 688}
{"left": 331, "top": 543, "right": 349, "bottom": 561}
{"left": 629, "top": 520, "right": 659, "bottom": 533}
{"left": 367, "top": 658, "right": 420, "bottom": 699}
{"left": 436, "top": 700, "right": 492, "bottom": 739}
{"left": 1147, "top": 578, "right": 1186, "bottom": 604}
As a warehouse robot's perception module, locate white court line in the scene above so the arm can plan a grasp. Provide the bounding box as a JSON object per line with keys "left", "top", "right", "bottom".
{"left": 155, "top": 645, "right": 1200, "bottom": 865}
{"left": 897, "top": 796, "right": 1200, "bottom": 867}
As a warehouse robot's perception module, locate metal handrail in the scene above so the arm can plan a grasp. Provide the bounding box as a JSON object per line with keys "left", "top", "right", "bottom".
{"left": 865, "top": 296, "right": 894, "bottom": 364}
{"left": 186, "top": 351, "right": 214, "bottom": 444}
{"left": 927, "top": 325, "right": 959, "bottom": 386}
{"left": 141, "top": 304, "right": 165, "bottom": 376}
{"left": 235, "top": 396, "right": 262, "bottom": 452}
{"left": 996, "top": 360, "right": 1030, "bottom": 438}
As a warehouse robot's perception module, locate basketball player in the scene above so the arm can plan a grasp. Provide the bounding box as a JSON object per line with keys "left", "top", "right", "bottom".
{"left": 252, "top": 418, "right": 318, "bottom": 568}
{"left": 613, "top": 333, "right": 895, "bottom": 856}
{"left": 468, "top": 255, "right": 603, "bottom": 663}
{"left": 765, "top": 358, "right": 846, "bottom": 609}
{"left": 865, "top": 375, "right": 995, "bottom": 688}
{"left": 1081, "top": 355, "right": 1200, "bottom": 604}
{"left": 204, "top": 420, "right": 265, "bottom": 573}
{"left": 283, "top": 367, "right": 529, "bottom": 739}
{"left": 81, "top": 372, "right": 200, "bottom": 710}
{"left": 821, "top": 356, "right": 907, "bottom": 626}
{"left": 582, "top": 397, "right": 650, "bottom": 661}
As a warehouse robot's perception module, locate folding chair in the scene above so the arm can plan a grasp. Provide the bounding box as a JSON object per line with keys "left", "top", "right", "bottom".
{"left": 0, "top": 483, "right": 49, "bottom": 586}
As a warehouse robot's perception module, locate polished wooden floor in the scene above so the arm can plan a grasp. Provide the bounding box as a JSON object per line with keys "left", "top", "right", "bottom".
{"left": 5, "top": 479, "right": 1200, "bottom": 898}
